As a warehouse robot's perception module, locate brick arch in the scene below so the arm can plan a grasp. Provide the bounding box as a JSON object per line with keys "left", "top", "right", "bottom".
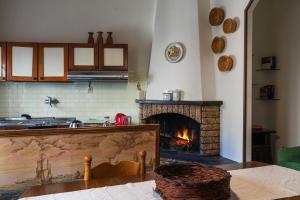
{"left": 139, "top": 104, "right": 202, "bottom": 124}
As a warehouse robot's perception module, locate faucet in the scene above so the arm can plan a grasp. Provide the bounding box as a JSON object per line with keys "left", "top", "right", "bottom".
{"left": 45, "top": 96, "right": 59, "bottom": 107}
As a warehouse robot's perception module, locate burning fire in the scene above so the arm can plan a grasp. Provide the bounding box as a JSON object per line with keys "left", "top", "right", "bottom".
{"left": 176, "top": 128, "right": 192, "bottom": 145}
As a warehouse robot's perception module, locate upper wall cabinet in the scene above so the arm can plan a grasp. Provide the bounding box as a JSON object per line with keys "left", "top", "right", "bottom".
{"left": 101, "top": 44, "right": 128, "bottom": 71}
{"left": 69, "top": 43, "right": 99, "bottom": 71}
{"left": 7, "top": 42, "right": 38, "bottom": 81}
{"left": 0, "top": 43, "right": 6, "bottom": 81}
{"left": 38, "top": 43, "right": 68, "bottom": 81}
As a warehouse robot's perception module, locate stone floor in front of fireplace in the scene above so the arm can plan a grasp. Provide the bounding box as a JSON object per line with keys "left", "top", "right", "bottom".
{"left": 160, "top": 151, "right": 236, "bottom": 166}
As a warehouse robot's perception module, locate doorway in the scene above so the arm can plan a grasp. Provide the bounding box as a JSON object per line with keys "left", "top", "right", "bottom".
{"left": 245, "top": 0, "right": 300, "bottom": 163}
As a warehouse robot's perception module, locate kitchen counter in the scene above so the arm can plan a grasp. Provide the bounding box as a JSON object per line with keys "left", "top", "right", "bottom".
{"left": 0, "top": 124, "right": 160, "bottom": 137}
{"left": 0, "top": 124, "right": 159, "bottom": 197}
{"left": 0, "top": 117, "right": 75, "bottom": 130}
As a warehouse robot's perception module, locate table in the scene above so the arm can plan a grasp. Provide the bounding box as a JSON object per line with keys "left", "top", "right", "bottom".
{"left": 20, "top": 161, "right": 266, "bottom": 198}
{"left": 20, "top": 174, "right": 154, "bottom": 198}
{"left": 20, "top": 164, "right": 300, "bottom": 200}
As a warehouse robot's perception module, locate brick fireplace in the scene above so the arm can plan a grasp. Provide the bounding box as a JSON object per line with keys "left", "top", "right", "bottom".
{"left": 136, "top": 100, "right": 223, "bottom": 156}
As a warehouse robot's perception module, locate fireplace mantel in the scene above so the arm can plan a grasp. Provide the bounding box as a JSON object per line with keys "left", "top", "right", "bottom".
{"left": 135, "top": 99, "right": 223, "bottom": 106}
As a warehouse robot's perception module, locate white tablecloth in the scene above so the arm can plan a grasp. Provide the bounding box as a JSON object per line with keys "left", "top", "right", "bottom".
{"left": 20, "top": 165, "right": 300, "bottom": 200}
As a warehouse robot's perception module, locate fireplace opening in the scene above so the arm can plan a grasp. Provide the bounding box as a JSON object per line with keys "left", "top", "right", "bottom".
{"left": 145, "top": 113, "right": 200, "bottom": 154}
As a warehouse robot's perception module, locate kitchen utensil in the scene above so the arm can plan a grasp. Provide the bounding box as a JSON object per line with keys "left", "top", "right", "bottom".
{"left": 172, "top": 90, "right": 181, "bottom": 101}
{"left": 69, "top": 120, "right": 82, "bottom": 128}
{"left": 115, "top": 113, "right": 131, "bottom": 126}
{"left": 21, "top": 114, "right": 32, "bottom": 119}
{"left": 163, "top": 90, "right": 173, "bottom": 101}
{"left": 209, "top": 8, "right": 225, "bottom": 26}
{"left": 103, "top": 116, "right": 110, "bottom": 127}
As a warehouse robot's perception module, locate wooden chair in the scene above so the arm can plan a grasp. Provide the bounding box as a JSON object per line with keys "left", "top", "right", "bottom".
{"left": 84, "top": 150, "right": 146, "bottom": 181}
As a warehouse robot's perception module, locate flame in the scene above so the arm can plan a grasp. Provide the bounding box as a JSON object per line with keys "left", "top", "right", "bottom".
{"left": 176, "top": 128, "right": 192, "bottom": 145}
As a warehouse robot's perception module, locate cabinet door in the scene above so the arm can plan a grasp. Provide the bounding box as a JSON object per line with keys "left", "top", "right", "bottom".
{"left": 69, "top": 43, "right": 99, "bottom": 71}
{"left": 101, "top": 44, "right": 128, "bottom": 71}
{"left": 7, "top": 42, "right": 38, "bottom": 81}
{"left": 38, "top": 43, "right": 68, "bottom": 81}
{"left": 0, "top": 43, "right": 6, "bottom": 81}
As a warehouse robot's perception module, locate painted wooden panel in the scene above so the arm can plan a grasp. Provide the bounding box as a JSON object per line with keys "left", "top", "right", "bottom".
{"left": 0, "top": 130, "right": 157, "bottom": 199}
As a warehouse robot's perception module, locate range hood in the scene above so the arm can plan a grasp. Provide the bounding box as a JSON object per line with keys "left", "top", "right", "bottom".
{"left": 68, "top": 71, "right": 128, "bottom": 81}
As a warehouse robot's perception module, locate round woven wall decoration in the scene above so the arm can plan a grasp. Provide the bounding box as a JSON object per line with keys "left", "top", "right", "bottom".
{"left": 223, "top": 18, "right": 237, "bottom": 33}
{"left": 211, "top": 37, "right": 225, "bottom": 54}
{"left": 209, "top": 8, "right": 225, "bottom": 26}
{"left": 218, "top": 56, "right": 233, "bottom": 72}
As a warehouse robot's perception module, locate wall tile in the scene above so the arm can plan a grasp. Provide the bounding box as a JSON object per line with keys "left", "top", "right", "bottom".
{"left": 0, "top": 82, "right": 140, "bottom": 123}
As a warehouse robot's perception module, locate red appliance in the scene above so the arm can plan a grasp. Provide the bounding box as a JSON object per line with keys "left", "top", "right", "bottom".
{"left": 115, "top": 113, "right": 130, "bottom": 126}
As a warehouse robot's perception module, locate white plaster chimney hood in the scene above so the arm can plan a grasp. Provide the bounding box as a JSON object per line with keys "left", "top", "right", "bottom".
{"left": 146, "top": 0, "right": 213, "bottom": 101}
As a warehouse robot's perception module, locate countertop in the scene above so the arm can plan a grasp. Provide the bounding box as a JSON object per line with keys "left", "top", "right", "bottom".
{"left": 0, "top": 124, "right": 160, "bottom": 137}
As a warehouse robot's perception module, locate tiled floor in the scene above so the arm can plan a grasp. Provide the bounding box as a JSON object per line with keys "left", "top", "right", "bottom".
{"left": 160, "top": 151, "right": 236, "bottom": 166}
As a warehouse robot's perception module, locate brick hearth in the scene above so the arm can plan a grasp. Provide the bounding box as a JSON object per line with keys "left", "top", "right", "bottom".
{"left": 136, "top": 100, "right": 223, "bottom": 156}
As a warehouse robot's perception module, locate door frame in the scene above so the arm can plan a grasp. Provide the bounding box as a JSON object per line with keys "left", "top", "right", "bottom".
{"left": 243, "top": 0, "right": 261, "bottom": 162}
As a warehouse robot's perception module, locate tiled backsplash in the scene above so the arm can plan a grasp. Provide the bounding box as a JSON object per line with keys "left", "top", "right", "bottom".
{"left": 0, "top": 82, "right": 140, "bottom": 123}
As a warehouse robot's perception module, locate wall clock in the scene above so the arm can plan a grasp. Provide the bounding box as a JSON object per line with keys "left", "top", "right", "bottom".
{"left": 165, "top": 42, "right": 185, "bottom": 63}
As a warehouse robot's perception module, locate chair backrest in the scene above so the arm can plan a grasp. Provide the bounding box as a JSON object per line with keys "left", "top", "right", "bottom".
{"left": 84, "top": 150, "right": 146, "bottom": 181}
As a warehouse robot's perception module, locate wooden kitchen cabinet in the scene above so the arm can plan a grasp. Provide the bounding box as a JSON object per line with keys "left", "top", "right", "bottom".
{"left": 69, "top": 43, "right": 99, "bottom": 71}
{"left": 7, "top": 42, "right": 38, "bottom": 81}
{"left": 38, "top": 43, "right": 68, "bottom": 81}
{"left": 0, "top": 43, "right": 6, "bottom": 81}
{"left": 101, "top": 44, "right": 128, "bottom": 71}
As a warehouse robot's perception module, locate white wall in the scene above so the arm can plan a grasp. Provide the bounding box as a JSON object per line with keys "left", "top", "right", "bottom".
{"left": 211, "top": 0, "right": 251, "bottom": 162}
{"left": 198, "top": 0, "right": 217, "bottom": 100}
{"left": 146, "top": 0, "right": 204, "bottom": 100}
{"left": 272, "top": 0, "right": 300, "bottom": 149}
{"left": 147, "top": 0, "right": 251, "bottom": 162}
{"left": 252, "top": 0, "right": 277, "bottom": 130}
{"left": 0, "top": 0, "right": 157, "bottom": 122}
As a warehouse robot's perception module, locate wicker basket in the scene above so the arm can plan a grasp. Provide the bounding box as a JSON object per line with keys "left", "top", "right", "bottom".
{"left": 209, "top": 8, "right": 225, "bottom": 26}
{"left": 211, "top": 37, "right": 225, "bottom": 54}
{"left": 154, "top": 164, "right": 231, "bottom": 200}
{"left": 218, "top": 56, "right": 233, "bottom": 72}
{"left": 223, "top": 18, "right": 237, "bottom": 33}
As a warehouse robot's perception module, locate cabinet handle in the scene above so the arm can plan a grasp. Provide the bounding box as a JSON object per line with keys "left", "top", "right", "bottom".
{"left": 33, "top": 77, "right": 37, "bottom": 80}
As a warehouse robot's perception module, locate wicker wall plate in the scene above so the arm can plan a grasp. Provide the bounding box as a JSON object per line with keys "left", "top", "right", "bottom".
{"left": 211, "top": 37, "right": 225, "bottom": 54}
{"left": 218, "top": 56, "right": 233, "bottom": 72}
{"left": 209, "top": 8, "right": 225, "bottom": 26}
{"left": 223, "top": 18, "right": 237, "bottom": 33}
